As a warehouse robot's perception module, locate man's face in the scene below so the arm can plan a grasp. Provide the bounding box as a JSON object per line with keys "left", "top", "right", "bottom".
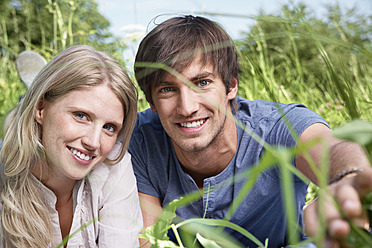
{"left": 151, "top": 55, "right": 237, "bottom": 153}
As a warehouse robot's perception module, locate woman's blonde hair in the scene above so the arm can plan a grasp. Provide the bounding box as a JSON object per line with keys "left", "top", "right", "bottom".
{"left": 0, "top": 45, "right": 137, "bottom": 247}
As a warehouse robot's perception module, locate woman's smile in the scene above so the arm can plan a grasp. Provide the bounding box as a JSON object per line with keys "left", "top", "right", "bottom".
{"left": 67, "top": 146, "right": 96, "bottom": 163}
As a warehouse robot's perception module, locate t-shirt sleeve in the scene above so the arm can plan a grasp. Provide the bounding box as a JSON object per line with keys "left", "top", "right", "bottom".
{"left": 266, "top": 104, "right": 329, "bottom": 182}
{"left": 268, "top": 104, "right": 330, "bottom": 148}
{"left": 129, "top": 130, "right": 162, "bottom": 198}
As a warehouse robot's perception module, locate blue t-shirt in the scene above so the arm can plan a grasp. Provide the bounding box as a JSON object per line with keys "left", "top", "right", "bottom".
{"left": 129, "top": 97, "right": 329, "bottom": 247}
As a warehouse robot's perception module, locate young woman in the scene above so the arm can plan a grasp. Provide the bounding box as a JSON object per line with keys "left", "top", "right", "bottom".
{"left": 0, "top": 45, "right": 142, "bottom": 247}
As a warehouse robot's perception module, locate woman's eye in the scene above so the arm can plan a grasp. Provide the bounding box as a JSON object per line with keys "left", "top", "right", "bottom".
{"left": 103, "top": 124, "right": 115, "bottom": 132}
{"left": 197, "top": 80, "right": 210, "bottom": 87}
{"left": 74, "top": 112, "right": 87, "bottom": 120}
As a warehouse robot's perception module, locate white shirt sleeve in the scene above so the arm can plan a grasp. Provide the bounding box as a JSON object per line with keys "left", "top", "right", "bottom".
{"left": 90, "top": 146, "right": 143, "bottom": 247}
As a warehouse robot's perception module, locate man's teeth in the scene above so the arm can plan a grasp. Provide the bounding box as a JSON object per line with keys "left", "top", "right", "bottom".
{"left": 180, "top": 119, "right": 205, "bottom": 128}
{"left": 69, "top": 147, "right": 93, "bottom": 161}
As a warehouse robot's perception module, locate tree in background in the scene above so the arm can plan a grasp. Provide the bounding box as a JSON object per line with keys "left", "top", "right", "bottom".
{"left": 0, "top": 0, "right": 128, "bottom": 136}
{"left": 0, "top": 0, "right": 125, "bottom": 59}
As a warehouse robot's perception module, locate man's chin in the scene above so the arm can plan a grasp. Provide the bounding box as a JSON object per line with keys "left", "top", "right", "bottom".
{"left": 173, "top": 139, "right": 211, "bottom": 153}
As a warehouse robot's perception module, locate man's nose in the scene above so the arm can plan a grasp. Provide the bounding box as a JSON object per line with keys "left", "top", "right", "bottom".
{"left": 177, "top": 87, "right": 199, "bottom": 117}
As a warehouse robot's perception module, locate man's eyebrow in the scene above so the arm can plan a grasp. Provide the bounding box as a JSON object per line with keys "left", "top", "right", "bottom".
{"left": 189, "top": 72, "right": 214, "bottom": 81}
{"left": 156, "top": 71, "right": 215, "bottom": 87}
{"left": 155, "top": 81, "right": 174, "bottom": 87}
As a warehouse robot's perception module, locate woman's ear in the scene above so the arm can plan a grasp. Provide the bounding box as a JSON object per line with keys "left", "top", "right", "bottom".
{"left": 34, "top": 99, "right": 45, "bottom": 125}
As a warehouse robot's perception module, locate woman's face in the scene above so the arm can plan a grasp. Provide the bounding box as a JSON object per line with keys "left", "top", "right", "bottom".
{"left": 34, "top": 84, "right": 124, "bottom": 183}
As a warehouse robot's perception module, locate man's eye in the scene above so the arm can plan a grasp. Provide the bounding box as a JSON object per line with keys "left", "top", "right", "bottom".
{"left": 103, "top": 124, "right": 115, "bottom": 132}
{"left": 160, "top": 87, "right": 173, "bottom": 93}
{"left": 197, "top": 80, "right": 210, "bottom": 87}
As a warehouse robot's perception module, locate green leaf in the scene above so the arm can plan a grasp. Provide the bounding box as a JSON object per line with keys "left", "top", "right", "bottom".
{"left": 139, "top": 194, "right": 202, "bottom": 246}
{"left": 138, "top": 225, "right": 179, "bottom": 248}
{"left": 333, "top": 120, "right": 372, "bottom": 146}
{"left": 196, "top": 233, "right": 223, "bottom": 248}
{"left": 176, "top": 218, "right": 264, "bottom": 248}
{"left": 56, "top": 217, "right": 98, "bottom": 248}
{"left": 346, "top": 222, "right": 372, "bottom": 248}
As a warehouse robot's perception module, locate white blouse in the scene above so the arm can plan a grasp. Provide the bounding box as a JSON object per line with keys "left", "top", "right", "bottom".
{"left": 34, "top": 144, "right": 143, "bottom": 247}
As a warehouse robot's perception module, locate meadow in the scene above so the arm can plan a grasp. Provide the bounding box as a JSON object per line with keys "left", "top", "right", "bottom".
{"left": 1, "top": 1, "right": 372, "bottom": 247}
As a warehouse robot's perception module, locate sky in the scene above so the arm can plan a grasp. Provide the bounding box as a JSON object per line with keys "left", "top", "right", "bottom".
{"left": 96, "top": 0, "right": 371, "bottom": 67}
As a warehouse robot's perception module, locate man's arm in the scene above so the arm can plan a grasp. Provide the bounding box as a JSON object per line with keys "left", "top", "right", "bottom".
{"left": 296, "top": 123, "right": 372, "bottom": 246}
{"left": 296, "top": 122, "right": 371, "bottom": 184}
{"left": 138, "top": 192, "right": 163, "bottom": 247}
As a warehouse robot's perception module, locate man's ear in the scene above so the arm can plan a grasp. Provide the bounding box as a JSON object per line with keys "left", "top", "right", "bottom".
{"left": 150, "top": 104, "right": 156, "bottom": 111}
{"left": 227, "top": 77, "right": 238, "bottom": 100}
{"left": 34, "top": 99, "right": 45, "bottom": 125}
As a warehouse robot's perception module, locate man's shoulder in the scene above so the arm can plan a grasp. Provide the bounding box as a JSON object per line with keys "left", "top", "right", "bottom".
{"left": 236, "top": 97, "right": 306, "bottom": 120}
{"left": 136, "top": 108, "right": 159, "bottom": 125}
{"left": 236, "top": 97, "right": 305, "bottom": 111}
{"left": 130, "top": 108, "right": 169, "bottom": 151}
{"left": 133, "top": 108, "right": 164, "bottom": 133}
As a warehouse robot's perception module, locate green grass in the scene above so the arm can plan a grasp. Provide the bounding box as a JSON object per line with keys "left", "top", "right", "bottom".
{"left": 1, "top": 2, "right": 372, "bottom": 247}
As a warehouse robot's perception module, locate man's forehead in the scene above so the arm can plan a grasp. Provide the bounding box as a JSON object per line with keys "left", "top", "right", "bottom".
{"left": 165, "top": 57, "right": 215, "bottom": 80}
{"left": 162, "top": 70, "right": 216, "bottom": 84}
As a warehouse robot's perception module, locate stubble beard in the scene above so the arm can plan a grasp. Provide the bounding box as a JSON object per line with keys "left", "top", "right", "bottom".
{"left": 175, "top": 111, "right": 228, "bottom": 153}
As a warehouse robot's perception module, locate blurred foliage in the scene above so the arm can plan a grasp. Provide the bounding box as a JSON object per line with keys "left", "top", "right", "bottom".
{"left": 333, "top": 120, "right": 372, "bottom": 247}
{"left": 0, "top": 0, "right": 122, "bottom": 58}
{"left": 237, "top": 3, "right": 372, "bottom": 128}
{"left": 236, "top": 3, "right": 371, "bottom": 232}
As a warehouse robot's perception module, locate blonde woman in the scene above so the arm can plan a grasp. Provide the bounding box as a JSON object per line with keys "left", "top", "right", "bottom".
{"left": 0, "top": 45, "right": 142, "bottom": 247}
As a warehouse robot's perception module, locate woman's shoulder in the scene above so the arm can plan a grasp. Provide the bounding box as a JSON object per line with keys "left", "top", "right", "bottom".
{"left": 88, "top": 143, "right": 136, "bottom": 197}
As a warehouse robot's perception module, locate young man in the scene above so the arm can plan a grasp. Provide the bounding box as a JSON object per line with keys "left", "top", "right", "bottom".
{"left": 129, "top": 15, "right": 372, "bottom": 247}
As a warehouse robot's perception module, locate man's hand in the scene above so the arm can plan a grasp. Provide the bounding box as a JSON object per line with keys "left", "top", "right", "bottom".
{"left": 304, "top": 168, "right": 372, "bottom": 247}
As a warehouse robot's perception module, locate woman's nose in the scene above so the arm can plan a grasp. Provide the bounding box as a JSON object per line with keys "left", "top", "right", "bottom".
{"left": 81, "top": 126, "right": 100, "bottom": 150}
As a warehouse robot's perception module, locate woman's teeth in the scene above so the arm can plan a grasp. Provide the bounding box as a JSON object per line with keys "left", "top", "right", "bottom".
{"left": 69, "top": 147, "right": 94, "bottom": 161}
{"left": 180, "top": 119, "right": 205, "bottom": 128}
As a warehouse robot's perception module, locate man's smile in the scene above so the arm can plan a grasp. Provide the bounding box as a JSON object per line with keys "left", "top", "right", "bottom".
{"left": 178, "top": 118, "right": 207, "bottom": 128}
